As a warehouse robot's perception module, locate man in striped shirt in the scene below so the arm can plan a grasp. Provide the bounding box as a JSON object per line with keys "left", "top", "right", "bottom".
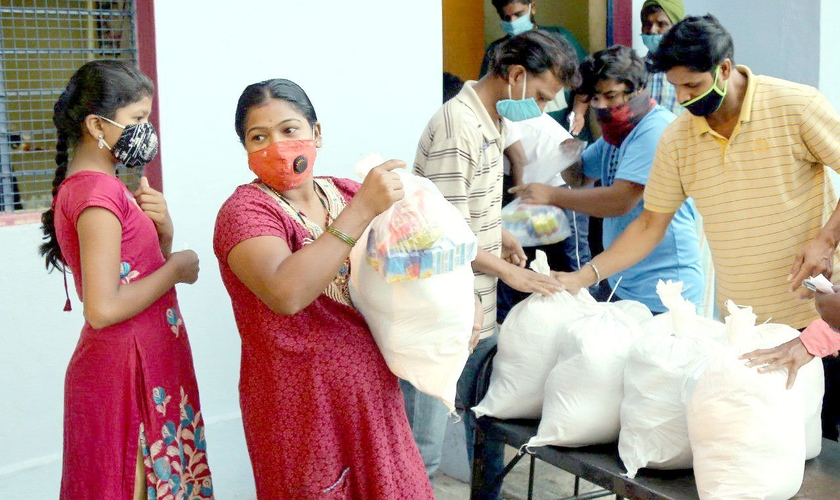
{"left": 403, "top": 30, "right": 578, "bottom": 498}
{"left": 554, "top": 15, "right": 840, "bottom": 438}
{"left": 641, "top": 0, "right": 684, "bottom": 115}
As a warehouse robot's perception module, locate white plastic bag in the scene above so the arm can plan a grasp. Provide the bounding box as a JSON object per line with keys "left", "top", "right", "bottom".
{"left": 748, "top": 319, "right": 824, "bottom": 460}
{"left": 348, "top": 155, "right": 478, "bottom": 410}
{"left": 501, "top": 134, "right": 584, "bottom": 247}
{"left": 501, "top": 199, "right": 572, "bottom": 247}
{"left": 618, "top": 281, "right": 725, "bottom": 478}
{"left": 357, "top": 153, "right": 476, "bottom": 283}
{"left": 520, "top": 129, "right": 587, "bottom": 186}
{"left": 527, "top": 302, "right": 648, "bottom": 448}
{"left": 683, "top": 301, "right": 807, "bottom": 500}
{"left": 472, "top": 251, "right": 599, "bottom": 419}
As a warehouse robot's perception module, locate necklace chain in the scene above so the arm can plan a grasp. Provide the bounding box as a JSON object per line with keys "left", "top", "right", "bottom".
{"left": 264, "top": 182, "right": 331, "bottom": 228}
{"left": 259, "top": 179, "right": 353, "bottom": 300}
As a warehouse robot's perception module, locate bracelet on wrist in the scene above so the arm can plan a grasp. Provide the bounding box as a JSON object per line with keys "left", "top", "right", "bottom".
{"left": 586, "top": 261, "right": 602, "bottom": 283}
{"left": 325, "top": 225, "right": 357, "bottom": 247}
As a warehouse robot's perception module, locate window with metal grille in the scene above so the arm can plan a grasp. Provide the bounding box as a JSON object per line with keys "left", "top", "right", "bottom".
{"left": 0, "top": 0, "right": 140, "bottom": 214}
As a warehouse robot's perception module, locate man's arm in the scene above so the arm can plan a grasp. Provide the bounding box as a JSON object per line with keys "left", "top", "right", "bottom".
{"left": 505, "top": 140, "right": 528, "bottom": 187}
{"left": 552, "top": 209, "right": 675, "bottom": 292}
{"left": 511, "top": 179, "right": 644, "bottom": 218}
{"left": 790, "top": 91, "right": 840, "bottom": 292}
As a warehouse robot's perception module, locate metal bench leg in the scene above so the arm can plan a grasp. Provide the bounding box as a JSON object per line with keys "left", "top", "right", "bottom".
{"left": 472, "top": 418, "right": 524, "bottom": 499}
{"left": 528, "top": 453, "right": 536, "bottom": 500}
{"left": 470, "top": 419, "right": 488, "bottom": 500}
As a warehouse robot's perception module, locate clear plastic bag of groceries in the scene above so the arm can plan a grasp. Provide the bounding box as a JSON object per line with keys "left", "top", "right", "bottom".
{"left": 502, "top": 138, "right": 586, "bottom": 247}
{"left": 357, "top": 153, "right": 477, "bottom": 283}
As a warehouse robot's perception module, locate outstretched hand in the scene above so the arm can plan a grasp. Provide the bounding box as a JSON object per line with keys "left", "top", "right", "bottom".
{"left": 508, "top": 183, "right": 555, "bottom": 206}
{"left": 549, "top": 270, "right": 579, "bottom": 295}
{"left": 740, "top": 337, "right": 815, "bottom": 389}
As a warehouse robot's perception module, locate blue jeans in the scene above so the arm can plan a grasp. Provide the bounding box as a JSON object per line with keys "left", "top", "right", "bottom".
{"left": 458, "top": 334, "right": 505, "bottom": 500}
{"left": 399, "top": 379, "right": 449, "bottom": 481}
{"left": 400, "top": 334, "right": 505, "bottom": 499}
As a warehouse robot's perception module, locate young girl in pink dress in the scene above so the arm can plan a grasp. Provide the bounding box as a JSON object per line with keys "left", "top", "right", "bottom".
{"left": 213, "top": 79, "right": 434, "bottom": 499}
{"left": 40, "top": 60, "right": 213, "bottom": 500}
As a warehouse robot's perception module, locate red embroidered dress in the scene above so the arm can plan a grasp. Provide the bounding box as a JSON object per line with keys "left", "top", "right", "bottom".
{"left": 54, "top": 171, "right": 213, "bottom": 500}
{"left": 213, "top": 177, "right": 433, "bottom": 499}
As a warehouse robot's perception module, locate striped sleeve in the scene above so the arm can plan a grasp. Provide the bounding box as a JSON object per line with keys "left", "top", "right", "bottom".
{"left": 643, "top": 129, "right": 687, "bottom": 213}
{"left": 801, "top": 90, "right": 840, "bottom": 172}
{"left": 413, "top": 123, "right": 482, "bottom": 225}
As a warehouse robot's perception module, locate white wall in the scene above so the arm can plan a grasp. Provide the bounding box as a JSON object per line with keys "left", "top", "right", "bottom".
{"left": 820, "top": 0, "right": 840, "bottom": 109}
{"left": 632, "top": 0, "right": 821, "bottom": 88}
{"left": 0, "top": 1, "right": 442, "bottom": 497}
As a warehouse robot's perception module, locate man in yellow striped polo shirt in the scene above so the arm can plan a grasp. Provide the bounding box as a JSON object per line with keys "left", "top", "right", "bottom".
{"left": 553, "top": 15, "right": 840, "bottom": 439}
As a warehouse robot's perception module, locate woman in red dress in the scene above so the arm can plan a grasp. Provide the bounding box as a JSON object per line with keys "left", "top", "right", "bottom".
{"left": 213, "top": 79, "right": 434, "bottom": 499}
{"left": 41, "top": 61, "right": 213, "bottom": 499}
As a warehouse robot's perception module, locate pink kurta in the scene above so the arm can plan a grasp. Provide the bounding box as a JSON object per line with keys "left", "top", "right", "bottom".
{"left": 213, "top": 177, "right": 434, "bottom": 499}
{"left": 54, "top": 171, "right": 213, "bottom": 500}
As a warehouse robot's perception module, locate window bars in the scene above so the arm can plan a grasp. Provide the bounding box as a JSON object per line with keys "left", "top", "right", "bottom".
{"left": 0, "top": 0, "right": 139, "bottom": 214}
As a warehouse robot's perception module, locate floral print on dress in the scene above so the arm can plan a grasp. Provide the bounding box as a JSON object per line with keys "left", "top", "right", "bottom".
{"left": 120, "top": 261, "right": 140, "bottom": 284}
{"left": 153, "top": 387, "right": 172, "bottom": 416}
{"left": 166, "top": 308, "right": 183, "bottom": 337}
{"left": 140, "top": 387, "right": 213, "bottom": 500}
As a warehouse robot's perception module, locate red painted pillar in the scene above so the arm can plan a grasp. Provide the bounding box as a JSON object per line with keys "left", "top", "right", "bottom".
{"left": 612, "top": 0, "right": 634, "bottom": 47}
{"left": 134, "top": 0, "right": 163, "bottom": 192}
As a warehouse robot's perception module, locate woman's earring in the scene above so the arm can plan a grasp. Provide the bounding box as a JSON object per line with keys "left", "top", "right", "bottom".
{"left": 98, "top": 135, "right": 108, "bottom": 150}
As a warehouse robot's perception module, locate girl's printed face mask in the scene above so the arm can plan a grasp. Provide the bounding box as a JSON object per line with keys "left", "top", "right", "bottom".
{"left": 97, "top": 115, "right": 159, "bottom": 169}
{"left": 248, "top": 133, "right": 317, "bottom": 192}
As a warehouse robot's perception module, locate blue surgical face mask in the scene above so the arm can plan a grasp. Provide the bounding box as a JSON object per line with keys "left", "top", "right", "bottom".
{"left": 496, "top": 72, "right": 542, "bottom": 122}
{"left": 501, "top": 5, "right": 533, "bottom": 37}
{"left": 641, "top": 33, "right": 664, "bottom": 53}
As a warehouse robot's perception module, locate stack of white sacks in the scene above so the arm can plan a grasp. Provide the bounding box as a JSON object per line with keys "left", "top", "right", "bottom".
{"left": 473, "top": 272, "right": 825, "bottom": 500}
{"left": 682, "top": 301, "right": 824, "bottom": 499}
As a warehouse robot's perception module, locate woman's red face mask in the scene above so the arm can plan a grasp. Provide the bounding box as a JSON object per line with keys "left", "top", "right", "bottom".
{"left": 248, "top": 139, "right": 317, "bottom": 191}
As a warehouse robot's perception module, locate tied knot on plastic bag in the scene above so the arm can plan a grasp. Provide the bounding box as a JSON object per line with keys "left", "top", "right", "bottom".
{"left": 724, "top": 300, "right": 759, "bottom": 352}
{"left": 656, "top": 280, "right": 699, "bottom": 336}
{"left": 529, "top": 249, "right": 551, "bottom": 276}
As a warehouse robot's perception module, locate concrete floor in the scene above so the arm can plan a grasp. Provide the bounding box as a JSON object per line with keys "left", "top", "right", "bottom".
{"left": 0, "top": 417, "right": 607, "bottom": 500}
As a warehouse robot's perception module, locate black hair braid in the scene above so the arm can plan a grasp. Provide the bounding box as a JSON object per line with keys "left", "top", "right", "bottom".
{"left": 39, "top": 89, "right": 74, "bottom": 272}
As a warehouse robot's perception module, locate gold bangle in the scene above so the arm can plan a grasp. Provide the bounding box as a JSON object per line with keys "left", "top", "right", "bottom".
{"left": 325, "top": 225, "right": 356, "bottom": 247}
